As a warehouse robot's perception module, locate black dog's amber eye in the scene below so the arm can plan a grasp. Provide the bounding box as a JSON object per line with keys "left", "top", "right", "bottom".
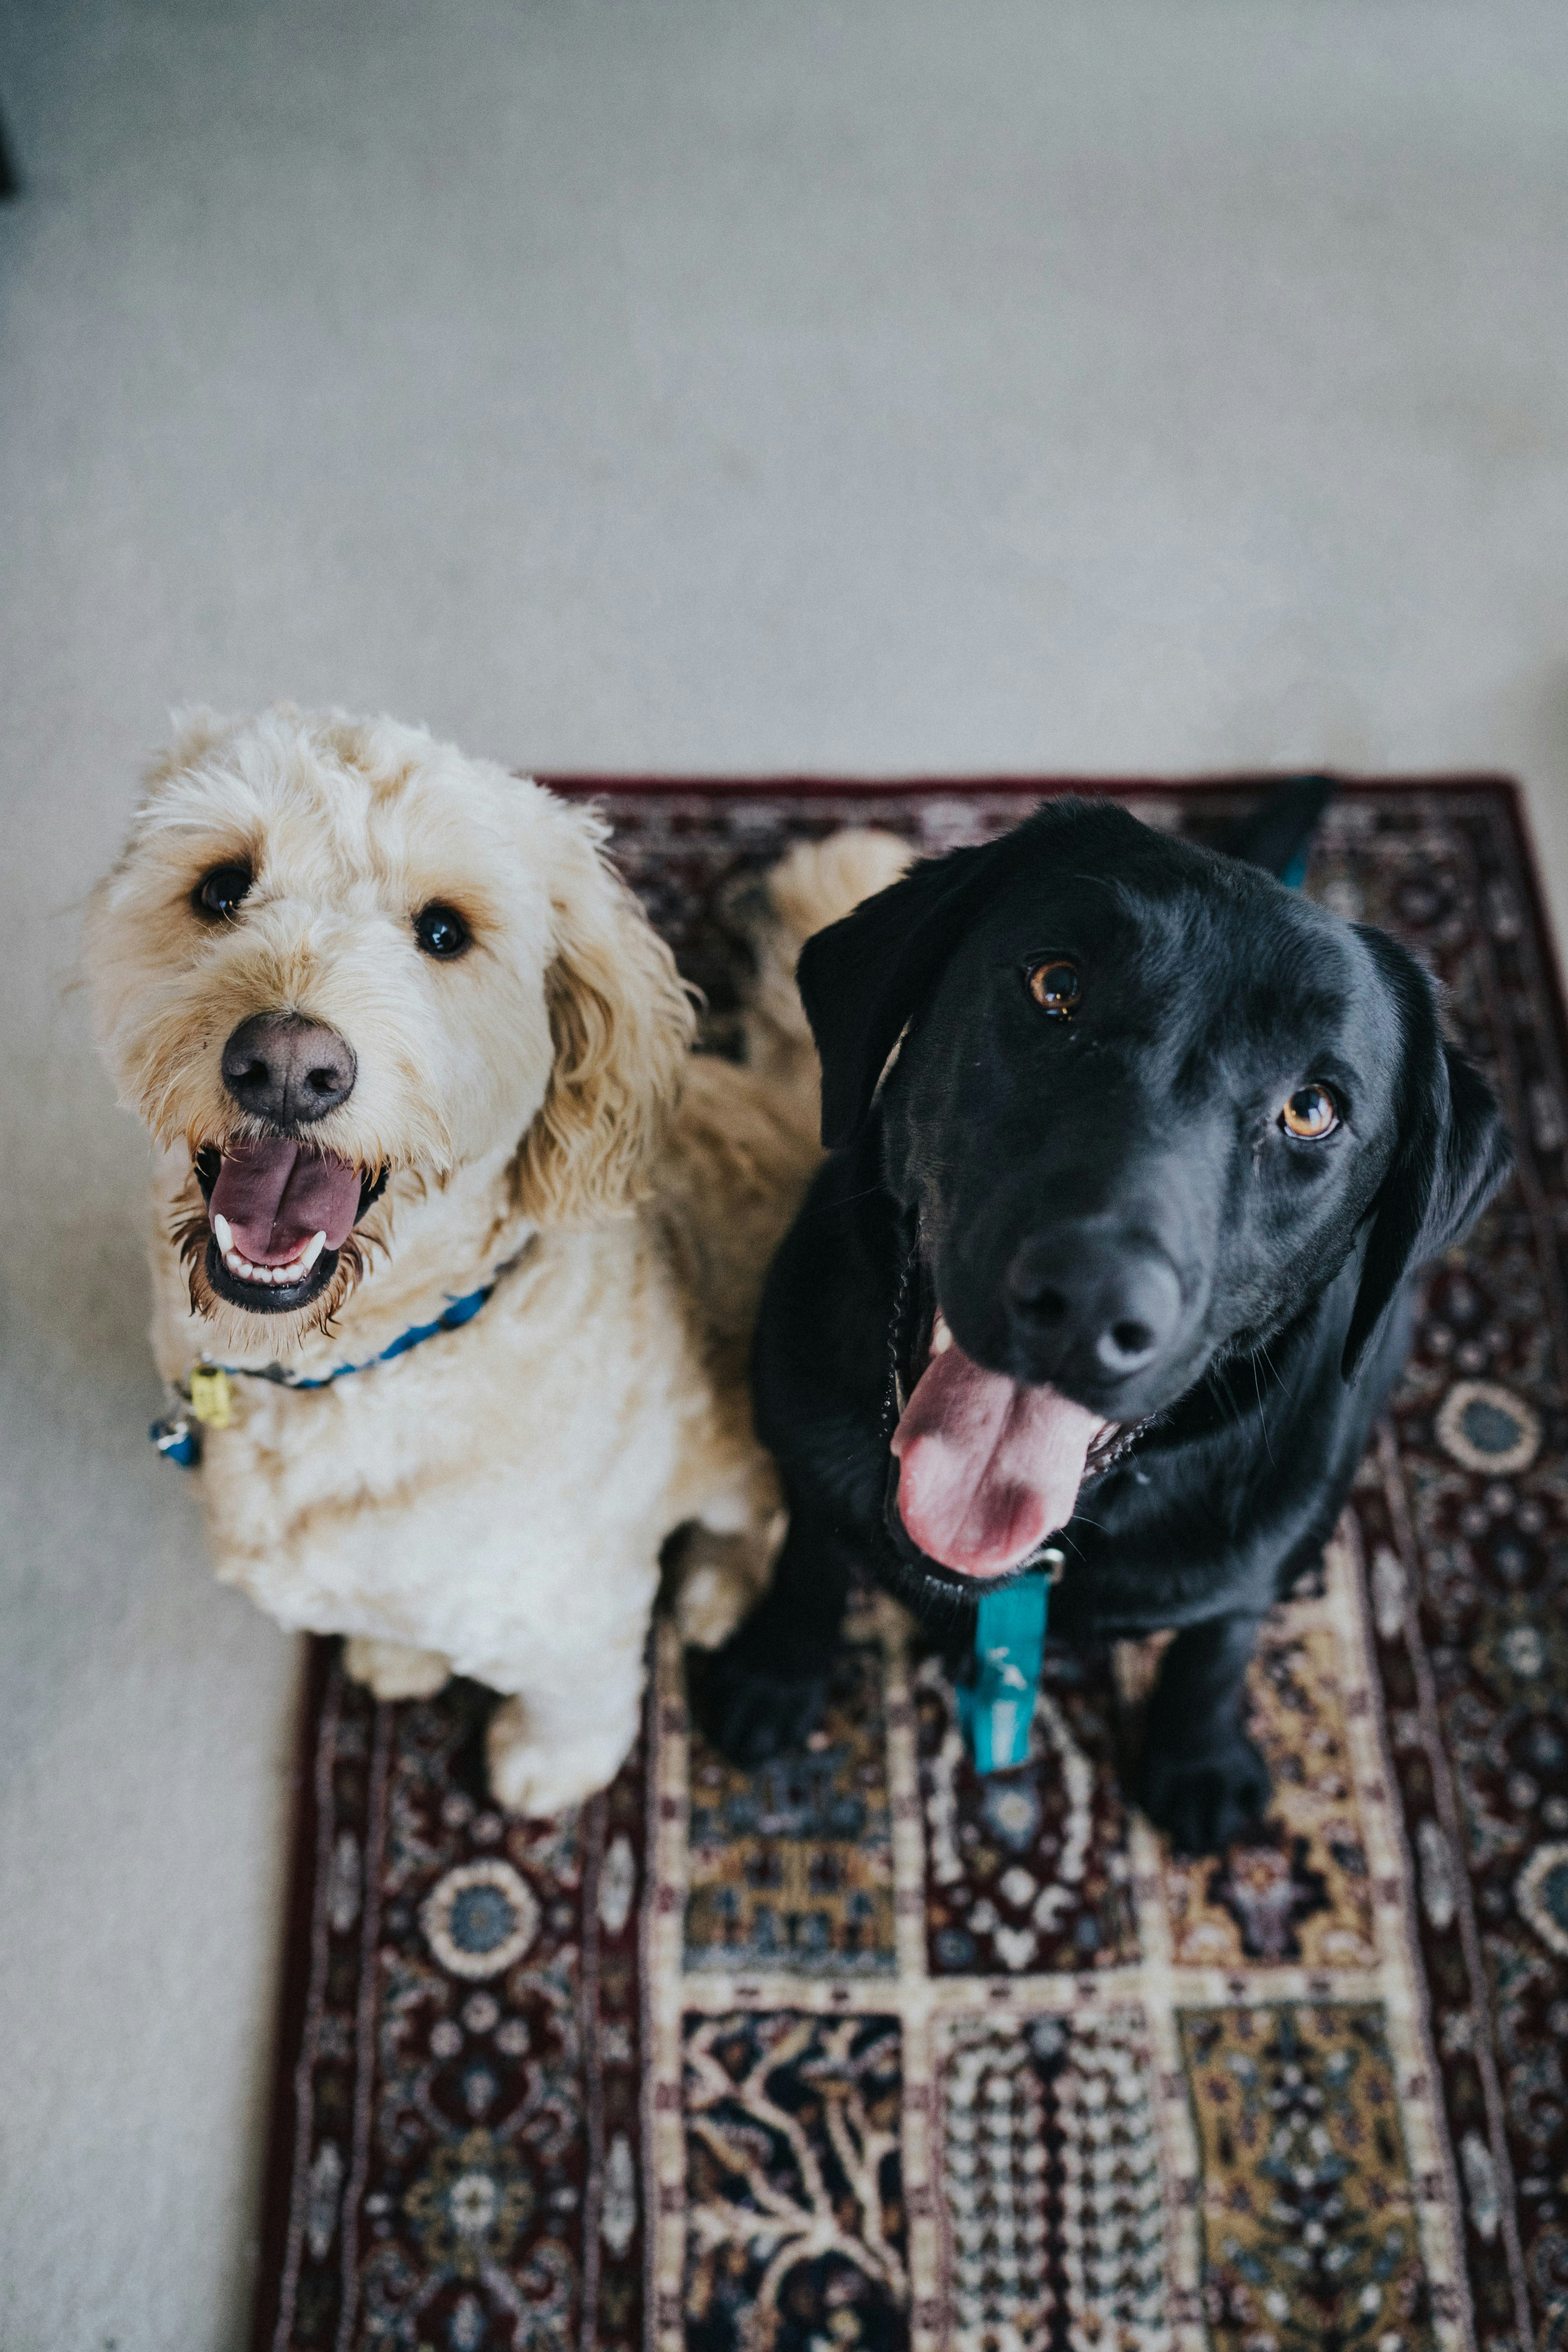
{"left": 1281, "top": 1085, "right": 1339, "bottom": 1139}
{"left": 414, "top": 903, "right": 470, "bottom": 959}
{"left": 1027, "top": 958, "right": 1081, "bottom": 1018}
{"left": 192, "top": 864, "right": 252, "bottom": 919}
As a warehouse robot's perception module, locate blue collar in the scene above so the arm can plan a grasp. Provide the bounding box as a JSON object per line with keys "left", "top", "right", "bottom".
{"left": 151, "top": 1251, "right": 524, "bottom": 1465}
{"left": 241, "top": 1274, "right": 499, "bottom": 1392}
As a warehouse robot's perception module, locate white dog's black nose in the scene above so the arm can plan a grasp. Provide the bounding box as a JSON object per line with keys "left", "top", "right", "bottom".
{"left": 221, "top": 1012, "right": 356, "bottom": 1127}
{"left": 1006, "top": 1229, "right": 1182, "bottom": 1385}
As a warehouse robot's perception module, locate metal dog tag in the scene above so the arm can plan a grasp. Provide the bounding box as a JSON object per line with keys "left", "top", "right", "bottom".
{"left": 189, "top": 1365, "right": 234, "bottom": 1427}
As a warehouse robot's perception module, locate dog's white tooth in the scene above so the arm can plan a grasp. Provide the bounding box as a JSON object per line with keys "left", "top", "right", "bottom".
{"left": 221, "top": 1228, "right": 321, "bottom": 1289}
{"left": 932, "top": 1314, "right": 953, "bottom": 1354}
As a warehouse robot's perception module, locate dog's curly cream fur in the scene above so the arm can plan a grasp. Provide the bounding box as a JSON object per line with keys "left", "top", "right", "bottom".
{"left": 85, "top": 707, "right": 907, "bottom": 1814}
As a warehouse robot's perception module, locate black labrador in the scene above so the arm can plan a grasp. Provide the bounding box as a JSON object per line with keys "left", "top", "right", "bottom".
{"left": 693, "top": 791, "right": 1510, "bottom": 1853}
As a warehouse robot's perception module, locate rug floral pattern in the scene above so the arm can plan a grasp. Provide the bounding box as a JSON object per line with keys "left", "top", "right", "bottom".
{"left": 255, "top": 778, "right": 1567, "bottom": 2352}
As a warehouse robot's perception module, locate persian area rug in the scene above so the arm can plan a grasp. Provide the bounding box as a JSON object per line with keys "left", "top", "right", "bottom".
{"left": 253, "top": 778, "right": 1568, "bottom": 2352}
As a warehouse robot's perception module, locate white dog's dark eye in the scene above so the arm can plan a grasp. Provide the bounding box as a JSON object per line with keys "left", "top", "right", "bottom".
{"left": 1281, "top": 1085, "right": 1339, "bottom": 1139}
{"left": 193, "top": 864, "right": 252, "bottom": 919}
{"left": 1027, "top": 958, "right": 1080, "bottom": 1018}
{"left": 414, "top": 903, "right": 470, "bottom": 959}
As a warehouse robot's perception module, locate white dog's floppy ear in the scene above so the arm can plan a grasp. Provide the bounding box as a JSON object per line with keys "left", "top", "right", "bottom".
{"left": 512, "top": 804, "right": 698, "bottom": 1223}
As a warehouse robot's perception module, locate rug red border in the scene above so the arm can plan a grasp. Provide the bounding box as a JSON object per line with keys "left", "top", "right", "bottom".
{"left": 539, "top": 767, "right": 1515, "bottom": 801}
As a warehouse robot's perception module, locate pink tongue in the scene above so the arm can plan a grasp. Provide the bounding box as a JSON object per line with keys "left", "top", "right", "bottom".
{"left": 208, "top": 1138, "right": 363, "bottom": 1265}
{"left": 890, "top": 1329, "right": 1106, "bottom": 1577}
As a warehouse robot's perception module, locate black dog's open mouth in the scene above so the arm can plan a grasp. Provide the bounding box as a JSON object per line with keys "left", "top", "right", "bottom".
{"left": 194, "top": 1141, "right": 387, "bottom": 1316}
{"left": 879, "top": 1239, "right": 1144, "bottom": 1590}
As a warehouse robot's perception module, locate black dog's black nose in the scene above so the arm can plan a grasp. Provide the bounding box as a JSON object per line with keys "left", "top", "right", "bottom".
{"left": 1006, "top": 1229, "right": 1182, "bottom": 1384}
{"left": 221, "top": 1011, "right": 356, "bottom": 1126}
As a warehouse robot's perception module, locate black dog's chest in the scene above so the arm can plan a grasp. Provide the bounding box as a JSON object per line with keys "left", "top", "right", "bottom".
{"left": 873, "top": 1442, "right": 1276, "bottom": 1645}
{"left": 1027, "top": 1465, "right": 1276, "bottom": 1639}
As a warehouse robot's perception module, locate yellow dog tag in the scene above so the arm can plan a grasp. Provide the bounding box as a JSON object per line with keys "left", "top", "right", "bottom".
{"left": 188, "top": 1366, "right": 233, "bottom": 1428}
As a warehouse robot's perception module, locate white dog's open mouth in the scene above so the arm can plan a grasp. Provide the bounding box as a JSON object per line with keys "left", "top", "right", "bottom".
{"left": 193, "top": 1139, "right": 386, "bottom": 1316}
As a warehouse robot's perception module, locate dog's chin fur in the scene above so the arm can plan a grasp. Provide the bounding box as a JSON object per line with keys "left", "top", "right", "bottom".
{"left": 169, "top": 1185, "right": 385, "bottom": 1345}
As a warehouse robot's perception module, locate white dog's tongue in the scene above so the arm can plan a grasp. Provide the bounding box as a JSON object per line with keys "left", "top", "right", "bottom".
{"left": 890, "top": 1320, "right": 1107, "bottom": 1577}
{"left": 209, "top": 1139, "right": 362, "bottom": 1265}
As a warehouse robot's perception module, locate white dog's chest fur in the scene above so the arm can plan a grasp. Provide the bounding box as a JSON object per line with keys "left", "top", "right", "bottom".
{"left": 153, "top": 1157, "right": 753, "bottom": 1693}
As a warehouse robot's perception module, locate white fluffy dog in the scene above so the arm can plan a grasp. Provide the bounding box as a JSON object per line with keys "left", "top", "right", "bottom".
{"left": 85, "top": 707, "right": 905, "bottom": 1814}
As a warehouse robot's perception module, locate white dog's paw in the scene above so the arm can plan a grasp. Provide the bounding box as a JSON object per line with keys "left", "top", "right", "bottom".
{"left": 485, "top": 1696, "right": 633, "bottom": 1818}
{"left": 343, "top": 1637, "right": 452, "bottom": 1702}
{"left": 672, "top": 1526, "right": 775, "bottom": 1650}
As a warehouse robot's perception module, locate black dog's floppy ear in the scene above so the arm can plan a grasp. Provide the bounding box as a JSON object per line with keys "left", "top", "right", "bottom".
{"left": 1341, "top": 928, "right": 1512, "bottom": 1380}
{"left": 798, "top": 833, "right": 1013, "bottom": 1148}
{"left": 1221, "top": 775, "right": 1334, "bottom": 886}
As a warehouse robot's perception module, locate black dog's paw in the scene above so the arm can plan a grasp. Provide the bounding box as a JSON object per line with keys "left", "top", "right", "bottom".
{"left": 687, "top": 1638, "right": 828, "bottom": 1767}
{"left": 1137, "top": 1734, "right": 1272, "bottom": 1856}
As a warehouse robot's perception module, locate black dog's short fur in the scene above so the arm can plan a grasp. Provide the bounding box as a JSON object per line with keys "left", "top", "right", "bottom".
{"left": 693, "top": 794, "right": 1510, "bottom": 1853}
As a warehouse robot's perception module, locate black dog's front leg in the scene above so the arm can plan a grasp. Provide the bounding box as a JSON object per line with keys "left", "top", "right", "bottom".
{"left": 1136, "top": 1611, "right": 1272, "bottom": 1855}
{"left": 688, "top": 1501, "right": 855, "bottom": 1766}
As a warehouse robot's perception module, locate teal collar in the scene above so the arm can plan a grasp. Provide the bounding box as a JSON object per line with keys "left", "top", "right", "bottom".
{"left": 956, "top": 1548, "right": 1065, "bottom": 1773}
